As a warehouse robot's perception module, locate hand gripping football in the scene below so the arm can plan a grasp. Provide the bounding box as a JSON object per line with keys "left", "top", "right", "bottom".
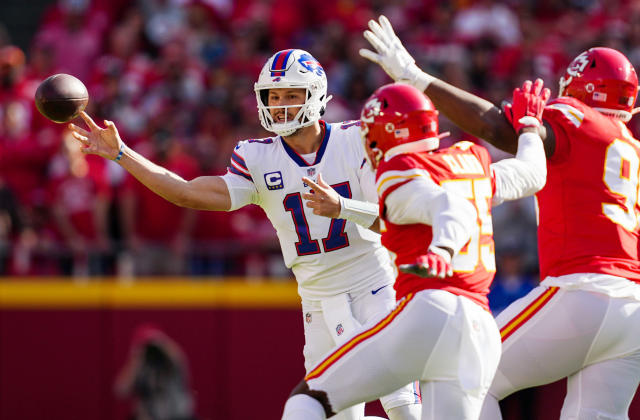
{"left": 35, "top": 73, "right": 89, "bottom": 123}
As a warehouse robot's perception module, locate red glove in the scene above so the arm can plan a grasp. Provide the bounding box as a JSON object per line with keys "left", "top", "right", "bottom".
{"left": 399, "top": 247, "right": 453, "bottom": 279}
{"left": 503, "top": 78, "right": 551, "bottom": 133}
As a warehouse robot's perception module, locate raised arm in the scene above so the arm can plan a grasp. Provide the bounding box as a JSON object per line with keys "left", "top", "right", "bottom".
{"left": 360, "top": 15, "right": 525, "bottom": 155}
{"left": 69, "top": 112, "right": 232, "bottom": 211}
{"left": 492, "top": 79, "right": 550, "bottom": 205}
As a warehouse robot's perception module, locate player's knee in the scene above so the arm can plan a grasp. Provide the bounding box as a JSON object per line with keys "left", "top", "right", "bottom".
{"left": 289, "top": 380, "right": 335, "bottom": 418}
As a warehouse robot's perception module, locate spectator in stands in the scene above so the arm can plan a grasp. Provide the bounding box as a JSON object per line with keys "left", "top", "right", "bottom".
{"left": 120, "top": 131, "right": 199, "bottom": 276}
{"left": 47, "top": 133, "right": 112, "bottom": 276}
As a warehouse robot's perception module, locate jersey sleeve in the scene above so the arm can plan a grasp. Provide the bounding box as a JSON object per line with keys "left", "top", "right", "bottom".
{"left": 340, "top": 122, "right": 379, "bottom": 204}
{"left": 358, "top": 158, "right": 378, "bottom": 203}
{"left": 377, "top": 156, "right": 478, "bottom": 254}
{"left": 491, "top": 131, "right": 547, "bottom": 205}
{"left": 221, "top": 141, "right": 259, "bottom": 211}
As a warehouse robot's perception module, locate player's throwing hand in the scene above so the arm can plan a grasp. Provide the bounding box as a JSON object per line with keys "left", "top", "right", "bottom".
{"left": 399, "top": 248, "right": 453, "bottom": 279}
{"left": 504, "top": 78, "right": 551, "bottom": 133}
{"left": 68, "top": 111, "right": 123, "bottom": 161}
{"left": 301, "top": 173, "right": 341, "bottom": 219}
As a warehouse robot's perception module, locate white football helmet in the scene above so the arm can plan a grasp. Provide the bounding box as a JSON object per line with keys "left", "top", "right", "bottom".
{"left": 254, "top": 49, "right": 332, "bottom": 137}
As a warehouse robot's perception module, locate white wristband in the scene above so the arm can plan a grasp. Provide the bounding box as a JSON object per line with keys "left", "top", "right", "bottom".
{"left": 427, "top": 245, "right": 452, "bottom": 264}
{"left": 518, "top": 116, "right": 541, "bottom": 128}
{"left": 338, "top": 196, "right": 379, "bottom": 228}
{"left": 411, "top": 69, "right": 435, "bottom": 92}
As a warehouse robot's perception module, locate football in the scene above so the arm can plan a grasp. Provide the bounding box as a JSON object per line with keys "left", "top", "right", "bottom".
{"left": 34, "top": 73, "right": 89, "bottom": 123}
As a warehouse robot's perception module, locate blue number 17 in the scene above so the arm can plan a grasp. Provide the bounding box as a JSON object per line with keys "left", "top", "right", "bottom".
{"left": 283, "top": 182, "right": 351, "bottom": 256}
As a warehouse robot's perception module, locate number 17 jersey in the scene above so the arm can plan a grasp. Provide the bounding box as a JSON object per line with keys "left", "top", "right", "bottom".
{"left": 221, "top": 121, "right": 394, "bottom": 300}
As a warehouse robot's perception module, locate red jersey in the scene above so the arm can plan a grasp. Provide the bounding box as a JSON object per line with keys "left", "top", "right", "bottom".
{"left": 538, "top": 97, "right": 640, "bottom": 281}
{"left": 377, "top": 142, "right": 497, "bottom": 310}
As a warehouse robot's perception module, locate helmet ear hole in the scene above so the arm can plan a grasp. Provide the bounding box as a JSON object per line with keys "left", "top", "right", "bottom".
{"left": 259, "top": 90, "right": 269, "bottom": 106}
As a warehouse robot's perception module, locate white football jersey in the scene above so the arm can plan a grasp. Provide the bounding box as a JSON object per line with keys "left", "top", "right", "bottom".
{"left": 222, "top": 121, "right": 394, "bottom": 300}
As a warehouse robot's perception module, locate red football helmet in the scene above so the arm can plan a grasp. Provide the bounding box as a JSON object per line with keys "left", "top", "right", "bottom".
{"left": 360, "top": 83, "right": 440, "bottom": 169}
{"left": 558, "top": 47, "right": 639, "bottom": 121}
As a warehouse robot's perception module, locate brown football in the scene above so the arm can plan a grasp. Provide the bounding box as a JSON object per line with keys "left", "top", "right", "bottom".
{"left": 34, "top": 73, "right": 89, "bottom": 123}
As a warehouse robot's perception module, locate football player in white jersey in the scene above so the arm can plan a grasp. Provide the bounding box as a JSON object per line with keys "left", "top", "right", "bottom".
{"left": 68, "top": 48, "right": 421, "bottom": 420}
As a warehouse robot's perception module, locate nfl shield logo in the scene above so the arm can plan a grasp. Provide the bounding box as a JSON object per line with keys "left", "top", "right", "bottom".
{"left": 307, "top": 167, "right": 316, "bottom": 176}
{"left": 305, "top": 312, "right": 312, "bottom": 324}
{"left": 336, "top": 323, "right": 344, "bottom": 336}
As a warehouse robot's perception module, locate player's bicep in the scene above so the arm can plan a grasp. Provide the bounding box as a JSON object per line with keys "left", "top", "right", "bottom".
{"left": 541, "top": 120, "right": 556, "bottom": 158}
{"left": 182, "top": 175, "right": 233, "bottom": 211}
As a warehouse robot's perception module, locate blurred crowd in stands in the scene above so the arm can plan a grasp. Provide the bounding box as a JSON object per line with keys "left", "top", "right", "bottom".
{"left": 0, "top": 0, "right": 638, "bottom": 302}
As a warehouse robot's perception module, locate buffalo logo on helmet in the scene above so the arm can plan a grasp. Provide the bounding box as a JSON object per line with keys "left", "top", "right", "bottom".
{"left": 298, "top": 52, "right": 324, "bottom": 76}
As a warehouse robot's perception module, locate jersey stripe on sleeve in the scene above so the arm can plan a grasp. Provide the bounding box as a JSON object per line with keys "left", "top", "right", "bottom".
{"left": 546, "top": 103, "right": 584, "bottom": 128}
{"left": 376, "top": 168, "right": 431, "bottom": 199}
{"left": 228, "top": 151, "right": 253, "bottom": 181}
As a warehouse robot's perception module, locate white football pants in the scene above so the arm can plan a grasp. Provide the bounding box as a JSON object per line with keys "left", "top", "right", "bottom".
{"left": 302, "top": 280, "right": 420, "bottom": 419}
{"left": 480, "top": 285, "right": 640, "bottom": 420}
{"left": 305, "top": 289, "right": 501, "bottom": 420}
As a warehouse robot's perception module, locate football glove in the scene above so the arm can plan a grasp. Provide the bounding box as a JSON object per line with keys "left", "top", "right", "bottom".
{"left": 399, "top": 246, "right": 453, "bottom": 279}
{"left": 359, "top": 15, "right": 434, "bottom": 92}
{"left": 503, "top": 78, "right": 551, "bottom": 133}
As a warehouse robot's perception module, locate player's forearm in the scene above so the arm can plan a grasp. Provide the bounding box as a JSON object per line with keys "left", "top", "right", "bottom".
{"left": 427, "top": 80, "right": 518, "bottom": 154}
{"left": 385, "top": 180, "right": 476, "bottom": 255}
{"left": 115, "top": 145, "right": 190, "bottom": 205}
{"left": 116, "top": 145, "right": 230, "bottom": 210}
{"left": 491, "top": 131, "right": 547, "bottom": 205}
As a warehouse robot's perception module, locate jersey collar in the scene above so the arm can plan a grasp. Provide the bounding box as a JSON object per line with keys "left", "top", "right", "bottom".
{"left": 281, "top": 121, "right": 331, "bottom": 167}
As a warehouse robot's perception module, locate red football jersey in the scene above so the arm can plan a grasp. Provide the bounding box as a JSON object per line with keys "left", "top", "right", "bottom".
{"left": 539, "top": 97, "right": 640, "bottom": 281}
{"left": 377, "top": 142, "right": 497, "bottom": 311}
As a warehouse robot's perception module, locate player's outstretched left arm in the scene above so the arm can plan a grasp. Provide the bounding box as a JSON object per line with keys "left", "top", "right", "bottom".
{"left": 69, "top": 112, "right": 232, "bottom": 211}
{"left": 301, "top": 173, "right": 380, "bottom": 233}
{"left": 360, "top": 15, "right": 521, "bottom": 154}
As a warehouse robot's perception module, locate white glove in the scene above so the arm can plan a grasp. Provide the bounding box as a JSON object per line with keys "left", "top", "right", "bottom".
{"left": 359, "top": 15, "right": 434, "bottom": 92}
